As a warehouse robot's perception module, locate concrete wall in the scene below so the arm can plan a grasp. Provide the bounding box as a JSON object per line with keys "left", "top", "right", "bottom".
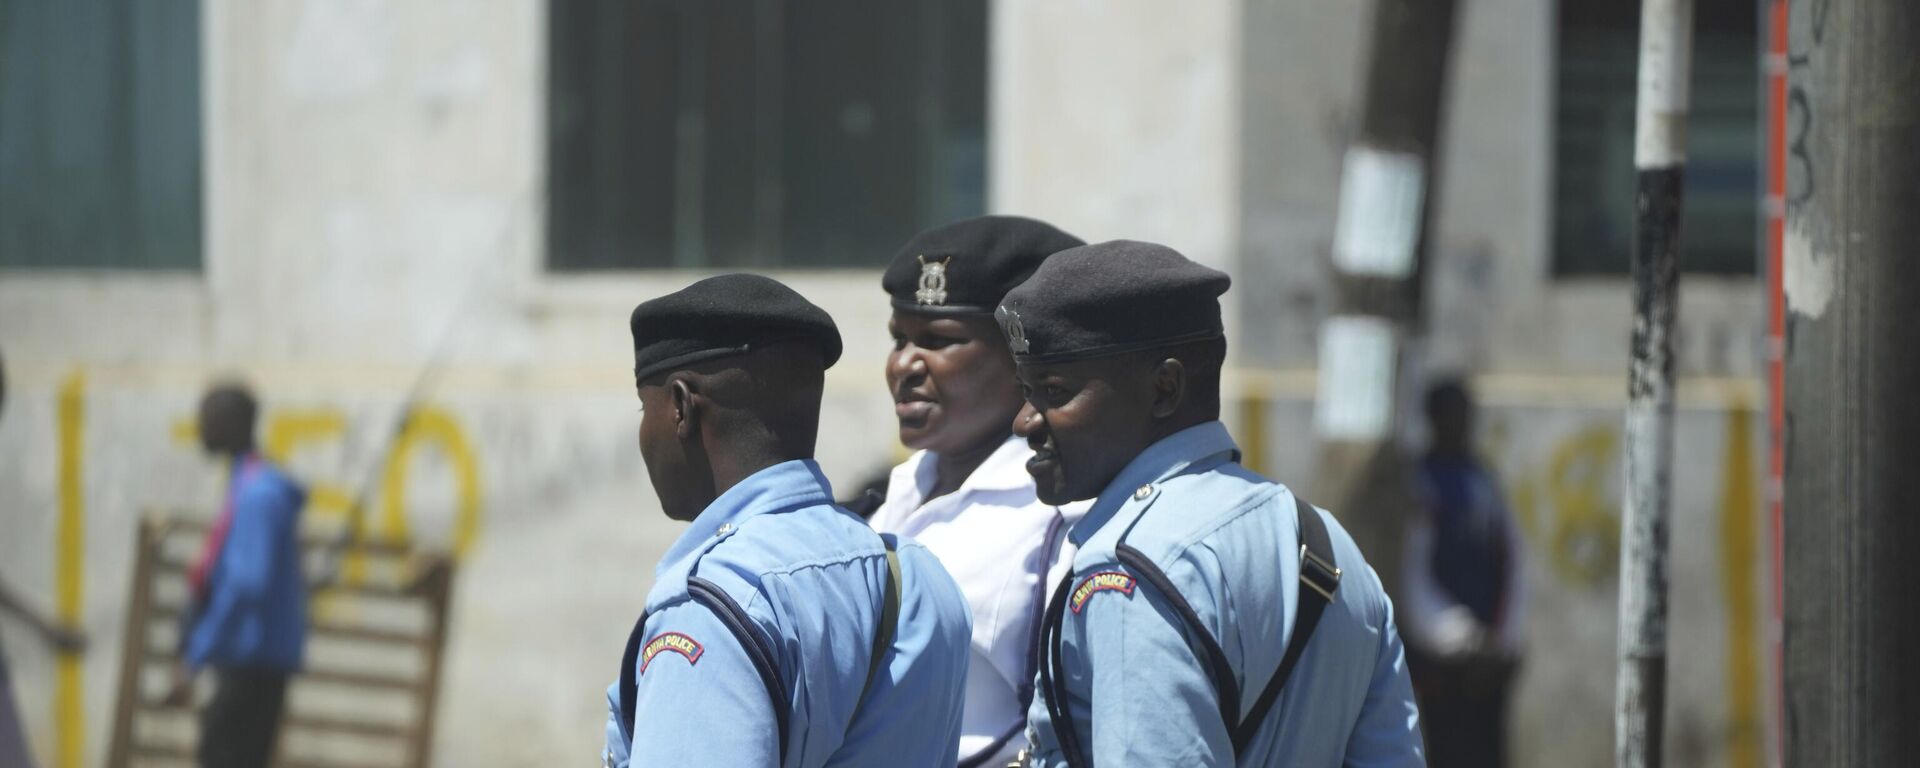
{"left": 0, "top": 1, "right": 1771, "bottom": 766}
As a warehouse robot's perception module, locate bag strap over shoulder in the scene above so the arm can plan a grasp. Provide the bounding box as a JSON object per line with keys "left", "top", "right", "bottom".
{"left": 858, "top": 534, "right": 903, "bottom": 704}
{"left": 620, "top": 535, "right": 902, "bottom": 767}
{"left": 1231, "top": 494, "right": 1341, "bottom": 754}
{"left": 1035, "top": 491, "right": 1341, "bottom": 767}
{"left": 618, "top": 580, "right": 793, "bottom": 766}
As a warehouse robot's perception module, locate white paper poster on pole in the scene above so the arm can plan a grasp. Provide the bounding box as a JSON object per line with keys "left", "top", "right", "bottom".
{"left": 1314, "top": 315, "right": 1397, "bottom": 441}
{"left": 1331, "top": 146, "right": 1426, "bottom": 278}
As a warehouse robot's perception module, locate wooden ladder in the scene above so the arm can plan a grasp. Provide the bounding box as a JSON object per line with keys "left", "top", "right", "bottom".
{"left": 106, "top": 515, "right": 456, "bottom": 768}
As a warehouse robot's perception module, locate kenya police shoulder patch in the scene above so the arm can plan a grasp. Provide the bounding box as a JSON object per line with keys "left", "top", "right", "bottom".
{"left": 1069, "top": 571, "right": 1137, "bottom": 614}
{"left": 639, "top": 632, "right": 704, "bottom": 673}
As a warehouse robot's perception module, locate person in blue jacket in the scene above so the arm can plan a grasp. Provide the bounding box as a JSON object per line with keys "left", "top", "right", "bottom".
{"left": 167, "top": 383, "right": 307, "bottom": 768}
{"left": 1000, "top": 241, "right": 1425, "bottom": 767}
{"left": 604, "top": 274, "right": 972, "bottom": 767}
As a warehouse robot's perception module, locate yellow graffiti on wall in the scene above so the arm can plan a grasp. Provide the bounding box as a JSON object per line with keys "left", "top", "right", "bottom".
{"left": 172, "top": 404, "right": 483, "bottom": 563}
{"left": 1497, "top": 406, "right": 1767, "bottom": 765}
{"left": 264, "top": 409, "right": 354, "bottom": 521}
{"left": 1718, "top": 397, "right": 1762, "bottom": 768}
{"left": 55, "top": 372, "right": 86, "bottom": 768}
{"left": 379, "top": 407, "right": 483, "bottom": 555}
{"left": 1507, "top": 424, "right": 1622, "bottom": 589}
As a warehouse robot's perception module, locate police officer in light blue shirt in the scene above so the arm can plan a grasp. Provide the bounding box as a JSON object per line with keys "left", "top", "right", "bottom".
{"left": 998, "top": 241, "right": 1425, "bottom": 767}
{"left": 604, "top": 274, "right": 973, "bottom": 767}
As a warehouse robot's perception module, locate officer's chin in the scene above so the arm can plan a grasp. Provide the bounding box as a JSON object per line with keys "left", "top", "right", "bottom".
{"left": 1027, "top": 458, "right": 1078, "bottom": 505}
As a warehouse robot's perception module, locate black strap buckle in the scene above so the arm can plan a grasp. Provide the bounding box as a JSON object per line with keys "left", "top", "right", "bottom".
{"left": 1298, "top": 544, "right": 1342, "bottom": 602}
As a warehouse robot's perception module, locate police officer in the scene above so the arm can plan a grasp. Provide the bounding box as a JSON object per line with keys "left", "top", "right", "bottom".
{"left": 1000, "top": 241, "right": 1425, "bottom": 766}
{"left": 604, "top": 274, "right": 973, "bottom": 767}
{"left": 868, "top": 216, "right": 1090, "bottom": 767}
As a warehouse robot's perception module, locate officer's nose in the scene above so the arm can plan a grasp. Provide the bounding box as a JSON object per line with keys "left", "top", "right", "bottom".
{"left": 1012, "top": 400, "right": 1042, "bottom": 438}
{"left": 887, "top": 345, "right": 924, "bottom": 390}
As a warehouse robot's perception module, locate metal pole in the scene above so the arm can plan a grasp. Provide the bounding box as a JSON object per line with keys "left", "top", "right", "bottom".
{"left": 1781, "top": 0, "right": 1920, "bottom": 764}
{"left": 1760, "top": 1, "right": 1789, "bottom": 763}
{"left": 1617, "top": 1, "right": 1693, "bottom": 766}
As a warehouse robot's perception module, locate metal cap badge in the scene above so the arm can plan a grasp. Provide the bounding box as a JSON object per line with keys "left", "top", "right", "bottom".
{"left": 914, "top": 255, "right": 949, "bottom": 306}
{"left": 996, "top": 304, "right": 1029, "bottom": 354}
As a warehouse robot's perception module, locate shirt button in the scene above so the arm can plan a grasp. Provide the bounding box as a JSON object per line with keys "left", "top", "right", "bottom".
{"left": 1133, "top": 484, "right": 1152, "bottom": 500}
{"left": 715, "top": 523, "right": 735, "bottom": 537}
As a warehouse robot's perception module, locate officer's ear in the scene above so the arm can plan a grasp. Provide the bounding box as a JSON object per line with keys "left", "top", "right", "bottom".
{"left": 1150, "top": 358, "right": 1186, "bottom": 419}
{"left": 668, "top": 377, "right": 700, "bottom": 440}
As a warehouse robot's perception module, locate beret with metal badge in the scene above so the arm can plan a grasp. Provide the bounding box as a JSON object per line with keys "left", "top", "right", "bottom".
{"left": 995, "top": 239, "right": 1231, "bottom": 364}
{"left": 629, "top": 273, "right": 843, "bottom": 382}
{"left": 881, "top": 215, "right": 1085, "bottom": 314}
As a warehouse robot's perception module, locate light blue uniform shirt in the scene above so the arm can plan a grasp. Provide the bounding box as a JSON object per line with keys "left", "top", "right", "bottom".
{"left": 604, "top": 459, "right": 972, "bottom": 767}
{"left": 1025, "top": 422, "right": 1424, "bottom": 767}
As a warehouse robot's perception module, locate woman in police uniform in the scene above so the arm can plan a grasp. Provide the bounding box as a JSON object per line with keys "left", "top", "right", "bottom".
{"left": 864, "top": 216, "right": 1089, "bottom": 767}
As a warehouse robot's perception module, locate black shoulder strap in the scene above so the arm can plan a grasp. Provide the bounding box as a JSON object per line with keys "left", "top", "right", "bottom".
{"left": 617, "top": 534, "right": 904, "bottom": 766}
{"left": 688, "top": 578, "right": 791, "bottom": 761}
{"left": 618, "top": 581, "right": 791, "bottom": 767}
{"left": 1114, "top": 543, "right": 1242, "bottom": 729}
{"left": 1230, "top": 494, "right": 1341, "bottom": 755}
{"left": 1036, "top": 494, "right": 1343, "bottom": 767}
{"left": 1038, "top": 571, "right": 1089, "bottom": 768}
{"left": 858, "top": 535, "right": 902, "bottom": 704}
{"left": 617, "top": 610, "right": 648, "bottom": 748}
{"left": 1042, "top": 542, "right": 1239, "bottom": 768}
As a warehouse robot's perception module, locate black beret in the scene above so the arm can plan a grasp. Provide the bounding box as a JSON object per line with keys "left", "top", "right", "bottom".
{"left": 881, "top": 215, "right": 1085, "bottom": 314}
{"left": 629, "top": 274, "right": 843, "bottom": 381}
{"left": 995, "top": 240, "right": 1230, "bottom": 364}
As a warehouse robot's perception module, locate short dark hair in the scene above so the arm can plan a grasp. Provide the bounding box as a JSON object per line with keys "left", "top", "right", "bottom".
{"left": 201, "top": 382, "right": 260, "bottom": 453}
{"left": 1127, "top": 336, "right": 1228, "bottom": 418}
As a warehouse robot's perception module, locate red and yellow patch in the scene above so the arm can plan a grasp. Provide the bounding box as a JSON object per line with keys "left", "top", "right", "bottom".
{"left": 1069, "top": 571, "right": 1137, "bottom": 614}
{"left": 639, "top": 632, "right": 704, "bottom": 673}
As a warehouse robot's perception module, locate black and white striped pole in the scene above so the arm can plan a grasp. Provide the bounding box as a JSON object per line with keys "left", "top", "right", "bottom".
{"left": 1617, "top": 0, "right": 1691, "bottom": 766}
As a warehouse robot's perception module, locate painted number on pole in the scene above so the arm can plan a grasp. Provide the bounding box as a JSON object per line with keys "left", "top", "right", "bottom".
{"left": 1332, "top": 146, "right": 1427, "bottom": 278}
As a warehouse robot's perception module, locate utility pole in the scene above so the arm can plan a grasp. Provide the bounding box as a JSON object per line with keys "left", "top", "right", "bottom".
{"left": 1311, "top": 0, "right": 1462, "bottom": 596}
{"left": 1616, "top": 1, "right": 1692, "bottom": 766}
{"left": 1781, "top": 0, "right": 1920, "bottom": 764}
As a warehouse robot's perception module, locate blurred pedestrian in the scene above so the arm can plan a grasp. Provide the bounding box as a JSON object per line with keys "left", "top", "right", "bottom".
{"left": 1008, "top": 241, "right": 1424, "bottom": 766}
{"left": 605, "top": 274, "right": 971, "bottom": 767}
{"left": 1400, "top": 378, "right": 1526, "bottom": 768}
{"left": 0, "top": 349, "right": 90, "bottom": 768}
{"left": 866, "top": 216, "right": 1088, "bottom": 766}
{"left": 167, "top": 382, "right": 308, "bottom": 768}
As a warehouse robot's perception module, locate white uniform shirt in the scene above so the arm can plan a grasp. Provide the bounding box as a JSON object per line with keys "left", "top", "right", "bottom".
{"left": 868, "top": 437, "right": 1086, "bottom": 767}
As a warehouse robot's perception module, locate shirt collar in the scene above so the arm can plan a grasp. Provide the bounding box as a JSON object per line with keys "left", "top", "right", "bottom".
{"left": 891, "top": 436, "right": 1034, "bottom": 508}
{"left": 1069, "top": 421, "right": 1240, "bottom": 546}
{"left": 654, "top": 459, "right": 836, "bottom": 581}
{"left": 930, "top": 436, "right": 1034, "bottom": 492}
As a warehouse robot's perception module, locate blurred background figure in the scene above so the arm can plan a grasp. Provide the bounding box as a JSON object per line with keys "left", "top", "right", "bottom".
{"left": 168, "top": 383, "right": 308, "bottom": 768}
{"left": 0, "top": 349, "right": 89, "bottom": 768}
{"left": 0, "top": 580, "right": 84, "bottom": 768}
{"left": 1400, "top": 379, "right": 1526, "bottom": 768}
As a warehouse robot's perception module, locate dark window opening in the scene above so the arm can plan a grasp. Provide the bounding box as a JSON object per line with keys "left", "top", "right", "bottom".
{"left": 1553, "top": 0, "right": 1758, "bottom": 276}
{"left": 0, "top": 0, "right": 204, "bottom": 270}
{"left": 546, "top": 0, "right": 988, "bottom": 271}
